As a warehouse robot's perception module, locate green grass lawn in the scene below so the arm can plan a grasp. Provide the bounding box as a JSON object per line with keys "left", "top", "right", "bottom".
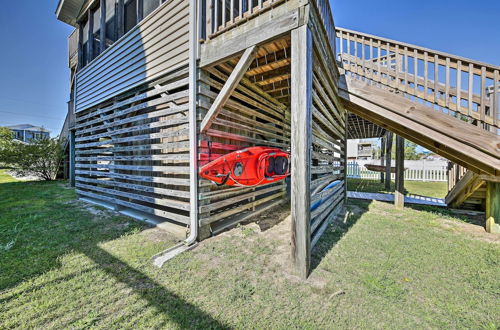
{"left": 347, "top": 178, "right": 449, "bottom": 199}
{"left": 1, "top": 174, "right": 498, "bottom": 328}
{"left": 0, "top": 169, "right": 18, "bottom": 184}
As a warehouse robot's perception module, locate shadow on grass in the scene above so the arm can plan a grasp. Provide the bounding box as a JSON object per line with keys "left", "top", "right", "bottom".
{"left": 406, "top": 203, "right": 485, "bottom": 227}
{"left": 310, "top": 199, "right": 371, "bottom": 271}
{"left": 0, "top": 180, "right": 228, "bottom": 328}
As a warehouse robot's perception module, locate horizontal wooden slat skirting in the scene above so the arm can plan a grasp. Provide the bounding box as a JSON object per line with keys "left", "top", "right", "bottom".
{"left": 75, "top": 67, "right": 192, "bottom": 225}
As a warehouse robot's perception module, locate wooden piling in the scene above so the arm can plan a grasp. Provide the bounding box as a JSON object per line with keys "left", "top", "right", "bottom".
{"left": 485, "top": 182, "right": 500, "bottom": 233}
{"left": 395, "top": 135, "right": 404, "bottom": 209}
{"left": 385, "top": 131, "right": 393, "bottom": 191}
{"left": 291, "top": 24, "right": 313, "bottom": 280}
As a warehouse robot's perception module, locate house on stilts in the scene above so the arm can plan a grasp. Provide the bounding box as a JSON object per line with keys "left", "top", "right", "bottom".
{"left": 56, "top": 0, "right": 500, "bottom": 278}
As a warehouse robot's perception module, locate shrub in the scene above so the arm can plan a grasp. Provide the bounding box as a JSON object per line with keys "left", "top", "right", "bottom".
{"left": 0, "top": 136, "right": 64, "bottom": 181}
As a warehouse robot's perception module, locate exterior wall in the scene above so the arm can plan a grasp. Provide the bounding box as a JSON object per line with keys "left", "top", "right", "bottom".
{"left": 74, "top": 64, "right": 192, "bottom": 225}
{"left": 74, "top": 0, "right": 190, "bottom": 112}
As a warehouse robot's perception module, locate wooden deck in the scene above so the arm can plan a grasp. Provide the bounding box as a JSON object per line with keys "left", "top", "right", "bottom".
{"left": 57, "top": 0, "right": 500, "bottom": 278}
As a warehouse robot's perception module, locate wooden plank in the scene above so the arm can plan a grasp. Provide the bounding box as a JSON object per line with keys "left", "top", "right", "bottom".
{"left": 485, "top": 182, "right": 500, "bottom": 233}
{"left": 424, "top": 52, "right": 428, "bottom": 100}
{"left": 456, "top": 60, "right": 461, "bottom": 112}
{"left": 395, "top": 135, "right": 404, "bottom": 208}
{"left": 199, "top": 45, "right": 258, "bottom": 133}
{"left": 445, "top": 57, "right": 450, "bottom": 108}
{"left": 291, "top": 25, "right": 312, "bottom": 280}
{"left": 468, "top": 63, "right": 474, "bottom": 116}
{"left": 434, "top": 54, "right": 439, "bottom": 104}
{"left": 494, "top": 70, "right": 499, "bottom": 127}
{"left": 339, "top": 77, "right": 500, "bottom": 176}
{"left": 480, "top": 66, "right": 486, "bottom": 123}
{"left": 77, "top": 189, "right": 190, "bottom": 224}
{"left": 385, "top": 131, "right": 393, "bottom": 190}
{"left": 200, "top": 7, "right": 299, "bottom": 67}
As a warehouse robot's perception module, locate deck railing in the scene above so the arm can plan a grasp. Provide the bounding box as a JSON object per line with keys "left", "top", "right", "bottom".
{"left": 204, "top": 0, "right": 336, "bottom": 54}
{"left": 336, "top": 28, "right": 500, "bottom": 133}
{"left": 447, "top": 162, "right": 468, "bottom": 192}
{"left": 204, "top": 0, "right": 285, "bottom": 39}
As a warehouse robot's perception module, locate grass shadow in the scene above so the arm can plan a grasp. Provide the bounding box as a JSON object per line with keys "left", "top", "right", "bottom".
{"left": 310, "top": 199, "right": 371, "bottom": 271}
{"left": 0, "top": 179, "right": 228, "bottom": 328}
{"left": 406, "top": 203, "right": 485, "bottom": 227}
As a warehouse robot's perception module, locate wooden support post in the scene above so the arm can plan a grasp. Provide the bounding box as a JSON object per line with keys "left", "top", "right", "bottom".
{"left": 291, "top": 25, "right": 313, "bottom": 280}
{"left": 69, "top": 129, "right": 76, "bottom": 187}
{"left": 395, "top": 135, "right": 404, "bottom": 208}
{"left": 485, "top": 182, "right": 500, "bottom": 234}
{"left": 344, "top": 111, "right": 348, "bottom": 203}
{"left": 200, "top": 45, "right": 258, "bottom": 133}
{"left": 385, "top": 131, "right": 393, "bottom": 191}
{"left": 380, "top": 135, "right": 385, "bottom": 183}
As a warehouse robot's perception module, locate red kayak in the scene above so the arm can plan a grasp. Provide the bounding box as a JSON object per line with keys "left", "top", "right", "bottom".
{"left": 199, "top": 146, "right": 290, "bottom": 187}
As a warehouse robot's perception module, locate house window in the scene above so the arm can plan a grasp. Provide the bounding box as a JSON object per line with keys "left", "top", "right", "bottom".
{"left": 143, "top": 0, "right": 161, "bottom": 18}
{"left": 81, "top": 17, "right": 90, "bottom": 66}
{"left": 92, "top": 5, "right": 102, "bottom": 59}
{"left": 105, "top": 0, "right": 117, "bottom": 47}
{"left": 124, "top": 0, "right": 138, "bottom": 34}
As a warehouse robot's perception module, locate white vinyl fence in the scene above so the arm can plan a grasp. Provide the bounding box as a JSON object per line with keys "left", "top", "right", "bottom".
{"left": 347, "top": 162, "right": 447, "bottom": 182}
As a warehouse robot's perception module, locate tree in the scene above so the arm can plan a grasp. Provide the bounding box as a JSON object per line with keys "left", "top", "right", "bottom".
{"left": 389, "top": 138, "right": 423, "bottom": 160}
{"left": 0, "top": 137, "right": 64, "bottom": 181}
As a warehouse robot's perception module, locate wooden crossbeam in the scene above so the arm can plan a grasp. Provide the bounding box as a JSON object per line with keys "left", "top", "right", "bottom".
{"left": 200, "top": 45, "right": 258, "bottom": 134}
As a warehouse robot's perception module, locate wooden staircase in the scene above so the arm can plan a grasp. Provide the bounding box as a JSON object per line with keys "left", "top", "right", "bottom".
{"left": 335, "top": 28, "right": 500, "bottom": 231}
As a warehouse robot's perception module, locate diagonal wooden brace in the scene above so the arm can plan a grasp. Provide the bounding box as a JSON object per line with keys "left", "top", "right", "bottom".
{"left": 199, "top": 45, "right": 258, "bottom": 134}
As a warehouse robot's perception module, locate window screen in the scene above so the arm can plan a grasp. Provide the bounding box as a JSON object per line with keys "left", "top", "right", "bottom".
{"left": 105, "top": 0, "right": 117, "bottom": 47}
{"left": 82, "top": 18, "right": 89, "bottom": 65}
{"left": 124, "top": 0, "right": 137, "bottom": 34}
{"left": 92, "top": 6, "right": 101, "bottom": 59}
{"left": 143, "top": 0, "right": 160, "bottom": 18}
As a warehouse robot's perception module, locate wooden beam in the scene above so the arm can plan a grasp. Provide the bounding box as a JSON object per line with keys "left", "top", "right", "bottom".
{"left": 385, "top": 131, "right": 393, "bottom": 191}
{"left": 485, "top": 182, "right": 500, "bottom": 233}
{"left": 291, "top": 25, "right": 313, "bottom": 280}
{"left": 380, "top": 135, "right": 385, "bottom": 183}
{"left": 199, "top": 45, "right": 258, "bottom": 134}
{"left": 395, "top": 135, "right": 404, "bottom": 208}
{"left": 200, "top": 7, "right": 299, "bottom": 67}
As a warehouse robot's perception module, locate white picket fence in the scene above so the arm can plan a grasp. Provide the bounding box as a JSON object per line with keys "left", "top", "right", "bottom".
{"left": 347, "top": 162, "right": 447, "bottom": 182}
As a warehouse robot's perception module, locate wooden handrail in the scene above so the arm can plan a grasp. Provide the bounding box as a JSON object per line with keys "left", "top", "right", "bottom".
{"left": 336, "top": 27, "right": 500, "bottom": 132}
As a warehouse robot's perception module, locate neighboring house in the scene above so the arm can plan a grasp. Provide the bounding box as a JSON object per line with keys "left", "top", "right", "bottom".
{"left": 347, "top": 139, "right": 375, "bottom": 161}
{"left": 6, "top": 124, "right": 50, "bottom": 143}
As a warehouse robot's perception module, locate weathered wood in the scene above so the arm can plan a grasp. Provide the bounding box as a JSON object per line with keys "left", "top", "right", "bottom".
{"left": 485, "top": 182, "right": 500, "bottom": 233}
{"left": 385, "top": 131, "right": 393, "bottom": 190}
{"left": 291, "top": 25, "right": 312, "bottom": 280}
{"left": 395, "top": 135, "right": 404, "bottom": 209}
{"left": 200, "top": 7, "right": 299, "bottom": 67}
{"left": 339, "top": 76, "right": 500, "bottom": 176}
{"left": 380, "top": 135, "right": 385, "bottom": 183}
